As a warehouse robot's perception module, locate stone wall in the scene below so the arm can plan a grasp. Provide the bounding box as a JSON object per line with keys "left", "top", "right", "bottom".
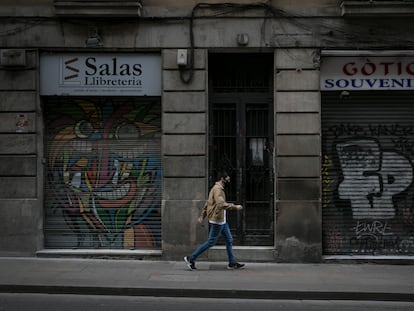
{"left": 161, "top": 49, "right": 209, "bottom": 259}
{"left": 0, "top": 50, "right": 43, "bottom": 255}
{"left": 275, "top": 49, "right": 322, "bottom": 262}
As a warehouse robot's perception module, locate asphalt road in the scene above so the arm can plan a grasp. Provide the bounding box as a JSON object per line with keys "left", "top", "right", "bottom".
{"left": 1, "top": 294, "right": 414, "bottom": 311}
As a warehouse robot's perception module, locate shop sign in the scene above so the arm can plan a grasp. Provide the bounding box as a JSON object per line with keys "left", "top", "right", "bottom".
{"left": 40, "top": 54, "right": 161, "bottom": 96}
{"left": 321, "top": 57, "right": 414, "bottom": 90}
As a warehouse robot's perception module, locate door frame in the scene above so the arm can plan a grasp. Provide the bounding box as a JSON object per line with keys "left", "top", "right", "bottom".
{"left": 208, "top": 92, "right": 275, "bottom": 245}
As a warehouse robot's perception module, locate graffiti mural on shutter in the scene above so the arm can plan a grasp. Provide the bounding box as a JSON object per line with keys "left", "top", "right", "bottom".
{"left": 44, "top": 98, "right": 162, "bottom": 249}
{"left": 322, "top": 91, "right": 414, "bottom": 256}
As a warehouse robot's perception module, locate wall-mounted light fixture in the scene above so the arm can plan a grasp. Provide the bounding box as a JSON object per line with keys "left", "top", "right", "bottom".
{"left": 237, "top": 33, "right": 249, "bottom": 46}
{"left": 177, "top": 49, "right": 188, "bottom": 66}
{"left": 85, "top": 26, "right": 103, "bottom": 47}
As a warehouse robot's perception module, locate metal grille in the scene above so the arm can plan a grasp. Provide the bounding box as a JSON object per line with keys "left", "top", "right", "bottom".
{"left": 43, "top": 98, "right": 162, "bottom": 249}
{"left": 245, "top": 104, "right": 273, "bottom": 239}
{"left": 322, "top": 91, "right": 414, "bottom": 256}
{"left": 210, "top": 102, "right": 237, "bottom": 198}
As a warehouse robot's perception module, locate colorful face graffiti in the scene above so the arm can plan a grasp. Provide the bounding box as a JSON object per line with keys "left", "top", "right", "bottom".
{"left": 45, "top": 99, "right": 162, "bottom": 249}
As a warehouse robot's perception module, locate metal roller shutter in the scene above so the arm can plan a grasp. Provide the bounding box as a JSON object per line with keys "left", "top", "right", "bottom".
{"left": 322, "top": 91, "right": 414, "bottom": 256}
{"left": 44, "top": 98, "right": 162, "bottom": 249}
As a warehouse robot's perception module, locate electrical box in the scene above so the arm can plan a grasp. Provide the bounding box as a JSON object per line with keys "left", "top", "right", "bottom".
{"left": 177, "top": 49, "right": 187, "bottom": 66}
{"left": 0, "top": 49, "right": 26, "bottom": 67}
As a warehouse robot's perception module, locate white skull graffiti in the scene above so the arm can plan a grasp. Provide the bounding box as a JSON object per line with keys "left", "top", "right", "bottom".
{"left": 336, "top": 139, "right": 413, "bottom": 219}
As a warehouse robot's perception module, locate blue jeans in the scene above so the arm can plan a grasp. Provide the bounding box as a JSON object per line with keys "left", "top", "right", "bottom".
{"left": 189, "top": 223, "right": 236, "bottom": 264}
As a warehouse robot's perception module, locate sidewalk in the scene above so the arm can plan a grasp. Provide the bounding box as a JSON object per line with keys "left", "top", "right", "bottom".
{"left": 0, "top": 257, "right": 413, "bottom": 301}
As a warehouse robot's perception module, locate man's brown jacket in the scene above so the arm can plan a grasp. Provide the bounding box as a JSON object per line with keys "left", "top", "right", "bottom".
{"left": 199, "top": 182, "right": 237, "bottom": 223}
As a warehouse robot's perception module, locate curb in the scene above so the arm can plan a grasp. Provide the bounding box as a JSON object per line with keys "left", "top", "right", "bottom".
{"left": 1, "top": 285, "right": 414, "bottom": 302}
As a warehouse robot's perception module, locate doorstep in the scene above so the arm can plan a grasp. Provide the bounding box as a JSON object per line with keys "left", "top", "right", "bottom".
{"left": 207, "top": 246, "right": 276, "bottom": 262}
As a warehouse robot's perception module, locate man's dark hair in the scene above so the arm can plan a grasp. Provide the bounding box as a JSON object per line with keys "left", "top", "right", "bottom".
{"left": 217, "top": 171, "right": 229, "bottom": 180}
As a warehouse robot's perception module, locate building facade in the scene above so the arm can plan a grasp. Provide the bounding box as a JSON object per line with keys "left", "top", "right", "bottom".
{"left": 1, "top": 0, "right": 414, "bottom": 262}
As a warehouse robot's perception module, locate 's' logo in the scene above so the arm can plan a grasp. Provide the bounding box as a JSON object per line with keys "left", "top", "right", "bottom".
{"left": 60, "top": 57, "right": 81, "bottom": 85}
{"left": 64, "top": 57, "right": 79, "bottom": 80}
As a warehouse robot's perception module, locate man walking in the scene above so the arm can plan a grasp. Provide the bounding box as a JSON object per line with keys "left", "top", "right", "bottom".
{"left": 184, "top": 172, "right": 245, "bottom": 270}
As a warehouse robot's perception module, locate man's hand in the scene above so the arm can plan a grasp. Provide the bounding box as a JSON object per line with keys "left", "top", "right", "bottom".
{"left": 236, "top": 205, "right": 243, "bottom": 210}
{"left": 197, "top": 216, "right": 204, "bottom": 224}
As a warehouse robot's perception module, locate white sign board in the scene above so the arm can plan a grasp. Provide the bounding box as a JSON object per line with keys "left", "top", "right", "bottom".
{"left": 321, "top": 56, "right": 414, "bottom": 91}
{"left": 40, "top": 54, "right": 161, "bottom": 96}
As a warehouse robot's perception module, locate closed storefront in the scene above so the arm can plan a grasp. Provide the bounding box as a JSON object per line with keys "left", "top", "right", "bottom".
{"left": 40, "top": 54, "right": 162, "bottom": 250}
{"left": 321, "top": 53, "right": 414, "bottom": 256}
{"left": 3, "top": 0, "right": 414, "bottom": 262}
